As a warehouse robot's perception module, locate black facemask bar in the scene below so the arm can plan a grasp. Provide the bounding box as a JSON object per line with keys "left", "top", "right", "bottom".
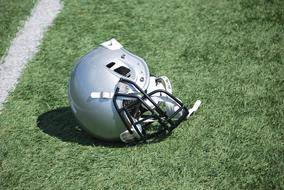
{"left": 113, "top": 78, "right": 189, "bottom": 142}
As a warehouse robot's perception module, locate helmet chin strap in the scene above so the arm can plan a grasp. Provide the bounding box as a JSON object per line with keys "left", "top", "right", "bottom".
{"left": 187, "top": 100, "right": 201, "bottom": 119}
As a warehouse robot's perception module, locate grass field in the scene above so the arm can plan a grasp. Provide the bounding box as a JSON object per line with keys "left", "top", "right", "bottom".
{"left": 0, "top": 0, "right": 36, "bottom": 59}
{"left": 0, "top": 0, "right": 283, "bottom": 189}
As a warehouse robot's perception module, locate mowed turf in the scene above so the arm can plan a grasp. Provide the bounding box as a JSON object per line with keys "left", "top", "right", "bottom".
{"left": 0, "top": 0, "right": 283, "bottom": 189}
{"left": 0, "top": 0, "right": 36, "bottom": 59}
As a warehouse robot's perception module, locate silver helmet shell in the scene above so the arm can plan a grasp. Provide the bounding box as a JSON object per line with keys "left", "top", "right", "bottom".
{"left": 68, "top": 39, "right": 199, "bottom": 143}
{"left": 68, "top": 39, "right": 150, "bottom": 141}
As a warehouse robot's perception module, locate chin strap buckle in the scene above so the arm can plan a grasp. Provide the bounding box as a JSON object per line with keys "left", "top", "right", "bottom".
{"left": 187, "top": 100, "right": 201, "bottom": 119}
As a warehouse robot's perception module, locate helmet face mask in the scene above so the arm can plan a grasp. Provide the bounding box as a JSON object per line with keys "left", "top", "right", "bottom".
{"left": 113, "top": 78, "right": 189, "bottom": 143}
{"left": 68, "top": 38, "right": 200, "bottom": 143}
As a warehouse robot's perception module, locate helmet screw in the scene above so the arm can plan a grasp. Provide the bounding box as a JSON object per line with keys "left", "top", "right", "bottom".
{"left": 140, "top": 77, "right": 144, "bottom": 82}
{"left": 121, "top": 54, "right": 126, "bottom": 59}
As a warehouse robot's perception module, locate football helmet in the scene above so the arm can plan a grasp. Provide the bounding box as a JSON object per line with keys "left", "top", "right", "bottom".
{"left": 68, "top": 39, "right": 201, "bottom": 143}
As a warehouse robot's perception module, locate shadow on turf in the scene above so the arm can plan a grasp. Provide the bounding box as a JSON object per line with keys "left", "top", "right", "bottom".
{"left": 37, "top": 107, "right": 170, "bottom": 147}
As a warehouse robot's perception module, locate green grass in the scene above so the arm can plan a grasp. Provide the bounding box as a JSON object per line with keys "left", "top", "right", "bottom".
{"left": 0, "top": 0, "right": 36, "bottom": 59}
{"left": 0, "top": 0, "right": 284, "bottom": 189}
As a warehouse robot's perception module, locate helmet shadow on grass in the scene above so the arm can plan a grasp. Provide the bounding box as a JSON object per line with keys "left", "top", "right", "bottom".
{"left": 37, "top": 107, "right": 170, "bottom": 147}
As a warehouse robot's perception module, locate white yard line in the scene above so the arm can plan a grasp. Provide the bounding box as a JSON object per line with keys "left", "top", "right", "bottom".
{"left": 0, "top": 0, "right": 63, "bottom": 109}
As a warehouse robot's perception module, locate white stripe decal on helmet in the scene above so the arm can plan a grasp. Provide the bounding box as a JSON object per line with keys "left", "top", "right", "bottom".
{"left": 90, "top": 92, "right": 114, "bottom": 99}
